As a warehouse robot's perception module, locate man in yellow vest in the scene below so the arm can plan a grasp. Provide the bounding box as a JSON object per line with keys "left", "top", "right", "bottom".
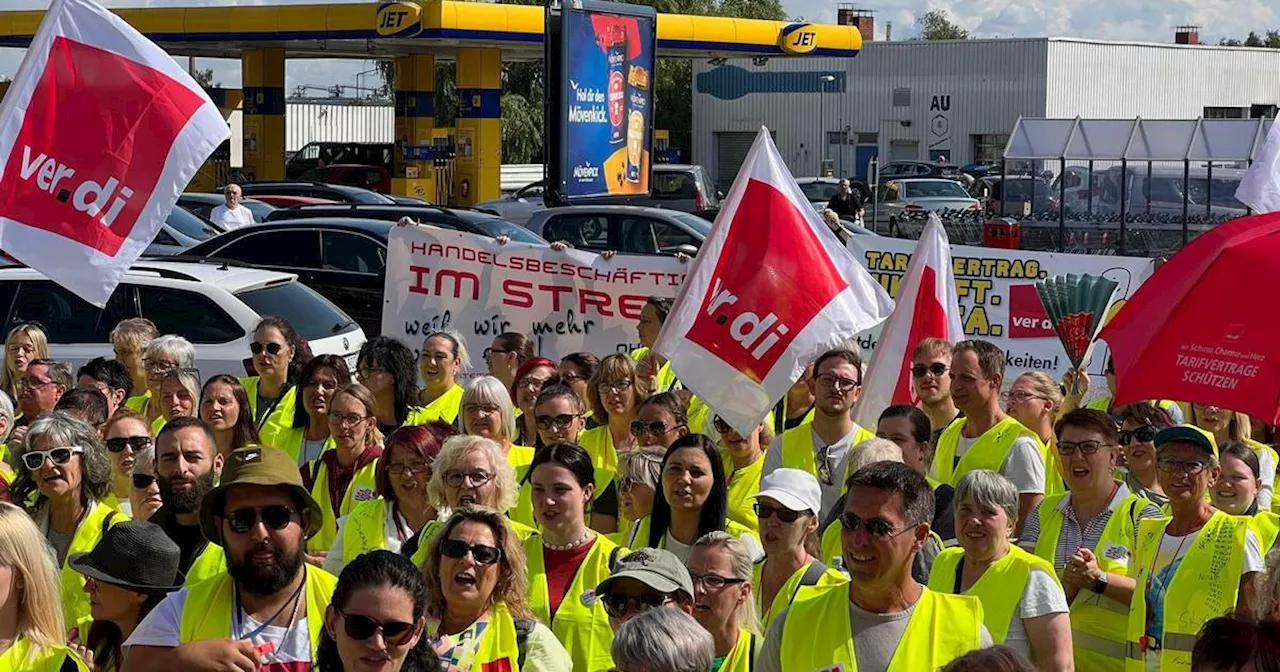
{"left": 763, "top": 348, "right": 876, "bottom": 519}
{"left": 930, "top": 339, "right": 1045, "bottom": 536}
{"left": 121, "top": 446, "right": 336, "bottom": 672}
{"left": 758, "top": 461, "right": 991, "bottom": 671}
{"left": 912, "top": 337, "right": 962, "bottom": 445}
{"left": 147, "top": 417, "right": 226, "bottom": 583}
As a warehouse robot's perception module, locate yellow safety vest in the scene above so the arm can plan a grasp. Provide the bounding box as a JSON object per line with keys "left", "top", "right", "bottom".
{"left": 577, "top": 426, "right": 620, "bottom": 502}
{"left": 410, "top": 517, "right": 538, "bottom": 569}
{"left": 125, "top": 391, "right": 151, "bottom": 414}
{"left": 1031, "top": 490, "right": 1148, "bottom": 672}
{"left": 1043, "top": 437, "right": 1067, "bottom": 497}
{"left": 687, "top": 396, "right": 710, "bottom": 435}
{"left": 151, "top": 415, "right": 167, "bottom": 435}
{"left": 0, "top": 639, "right": 89, "bottom": 672}
{"left": 179, "top": 567, "right": 337, "bottom": 657}
{"left": 1252, "top": 510, "right": 1279, "bottom": 553}
{"left": 1086, "top": 397, "right": 1180, "bottom": 416}
{"left": 59, "top": 501, "right": 127, "bottom": 634}
{"left": 753, "top": 559, "right": 848, "bottom": 629}
{"left": 525, "top": 534, "right": 621, "bottom": 672}
{"left": 1242, "top": 438, "right": 1280, "bottom": 514}
{"left": 778, "top": 584, "right": 984, "bottom": 672}
{"left": 239, "top": 376, "right": 298, "bottom": 435}
{"left": 1126, "top": 510, "right": 1249, "bottom": 672}
{"left": 307, "top": 451, "right": 381, "bottom": 553}
{"left": 723, "top": 453, "right": 765, "bottom": 535}
{"left": 931, "top": 416, "right": 1042, "bottom": 486}
{"left": 630, "top": 347, "right": 678, "bottom": 394}
{"left": 342, "top": 497, "right": 393, "bottom": 568}
{"left": 186, "top": 541, "right": 228, "bottom": 585}
{"left": 779, "top": 422, "right": 875, "bottom": 486}
{"left": 468, "top": 602, "right": 523, "bottom": 672}
{"left": 927, "top": 545, "right": 1060, "bottom": 643}
{"left": 509, "top": 444, "right": 537, "bottom": 530}
{"left": 623, "top": 516, "right": 758, "bottom": 551}
{"left": 405, "top": 384, "right": 465, "bottom": 426}
{"left": 259, "top": 422, "right": 335, "bottom": 465}
{"left": 720, "top": 629, "right": 757, "bottom": 672}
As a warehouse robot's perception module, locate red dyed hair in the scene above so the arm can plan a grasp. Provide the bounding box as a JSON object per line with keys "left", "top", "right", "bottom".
{"left": 510, "top": 357, "right": 558, "bottom": 404}
{"left": 375, "top": 424, "right": 451, "bottom": 499}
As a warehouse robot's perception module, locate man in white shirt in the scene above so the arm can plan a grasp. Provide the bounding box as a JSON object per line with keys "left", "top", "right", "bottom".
{"left": 210, "top": 183, "right": 255, "bottom": 231}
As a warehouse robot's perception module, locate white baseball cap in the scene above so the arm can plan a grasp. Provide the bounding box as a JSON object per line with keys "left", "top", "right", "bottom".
{"left": 751, "top": 468, "right": 822, "bottom": 515}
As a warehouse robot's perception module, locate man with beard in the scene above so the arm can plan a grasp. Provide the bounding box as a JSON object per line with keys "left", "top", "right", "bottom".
{"left": 147, "top": 417, "right": 227, "bottom": 583}
{"left": 123, "top": 445, "right": 336, "bottom": 672}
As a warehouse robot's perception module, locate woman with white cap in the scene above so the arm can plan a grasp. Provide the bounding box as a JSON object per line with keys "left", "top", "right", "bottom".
{"left": 750, "top": 468, "right": 846, "bottom": 630}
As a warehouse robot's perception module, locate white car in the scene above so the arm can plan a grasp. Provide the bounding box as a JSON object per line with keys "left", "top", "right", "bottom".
{"left": 0, "top": 260, "right": 367, "bottom": 378}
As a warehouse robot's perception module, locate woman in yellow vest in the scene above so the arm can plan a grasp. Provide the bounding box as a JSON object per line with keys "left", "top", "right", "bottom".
{"left": 531, "top": 382, "right": 588, "bottom": 449}
{"left": 1190, "top": 403, "right": 1278, "bottom": 513}
{"left": 525, "top": 443, "right": 623, "bottom": 672}
{"left": 324, "top": 424, "right": 445, "bottom": 573}
{"left": 688, "top": 532, "right": 761, "bottom": 672}
{"left": 103, "top": 409, "right": 153, "bottom": 516}
{"left": 156, "top": 369, "right": 199, "bottom": 435}
{"left": 0, "top": 322, "right": 46, "bottom": 403}
{"left": 15, "top": 413, "right": 127, "bottom": 636}
{"left": 0, "top": 503, "right": 90, "bottom": 672}
{"left": 199, "top": 375, "right": 261, "bottom": 459}
{"left": 136, "top": 335, "right": 194, "bottom": 430}
{"left": 631, "top": 297, "right": 677, "bottom": 395}
{"left": 927, "top": 469, "right": 1072, "bottom": 668}
{"left": 1211, "top": 441, "right": 1279, "bottom": 550}
{"left": 613, "top": 447, "right": 665, "bottom": 547}
{"left": 460, "top": 376, "right": 536, "bottom": 529}
{"left": 261, "top": 355, "right": 348, "bottom": 465}
{"left": 317, "top": 550, "right": 435, "bottom": 671}
{"left": 580, "top": 354, "right": 643, "bottom": 534}
{"left": 111, "top": 318, "right": 157, "bottom": 416}
{"left": 1115, "top": 403, "right": 1175, "bottom": 507}
{"left": 512, "top": 358, "right": 557, "bottom": 447}
{"left": 632, "top": 392, "right": 690, "bottom": 452}
{"left": 717, "top": 415, "right": 772, "bottom": 535}
{"left": 306, "top": 384, "right": 384, "bottom": 557}
{"left": 241, "top": 316, "right": 303, "bottom": 439}
{"left": 420, "top": 507, "right": 572, "bottom": 670}
{"left": 407, "top": 331, "right": 468, "bottom": 427}
{"left": 626, "top": 435, "right": 761, "bottom": 563}
{"left": 355, "top": 336, "right": 422, "bottom": 434}
{"left": 1005, "top": 371, "right": 1067, "bottom": 497}
{"left": 1128, "top": 425, "right": 1264, "bottom": 671}
{"left": 557, "top": 352, "right": 601, "bottom": 428}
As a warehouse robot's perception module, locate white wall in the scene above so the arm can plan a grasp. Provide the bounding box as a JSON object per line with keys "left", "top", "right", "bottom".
{"left": 227, "top": 102, "right": 395, "bottom": 166}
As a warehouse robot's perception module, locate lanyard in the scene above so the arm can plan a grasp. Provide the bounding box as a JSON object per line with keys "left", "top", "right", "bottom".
{"left": 233, "top": 569, "right": 307, "bottom": 642}
{"left": 255, "top": 383, "right": 291, "bottom": 430}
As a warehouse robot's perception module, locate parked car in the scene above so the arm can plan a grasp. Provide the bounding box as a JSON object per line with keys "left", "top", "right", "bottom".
{"left": 238, "top": 181, "right": 395, "bottom": 205}
{"left": 796, "top": 176, "right": 871, "bottom": 209}
{"left": 298, "top": 164, "right": 392, "bottom": 194}
{"left": 876, "top": 161, "right": 965, "bottom": 185}
{"left": 525, "top": 205, "right": 709, "bottom": 256}
{"left": 246, "top": 195, "right": 338, "bottom": 209}
{"left": 968, "top": 176, "right": 1055, "bottom": 217}
{"left": 265, "top": 204, "right": 547, "bottom": 244}
{"left": 286, "top": 142, "right": 393, "bottom": 179}
{"left": 474, "top": 181, "right": 547, "bottom": 225}
{"left": 875, "top": 178, "right": 982, "bottom": 237}
{"left": 177, "top": 193, "right": 276, "bottom": 223}
{"left": 0, "top": 260, "right": 366, "bottom": 377}
{"left": 1048, "top": 166, "right": 1109, "bottom": 215}
{"left": 146, "top": 207, "right": 228, "bottom": 256}
{"left": 1093, "top": 166, "right": 1248, "bottom": 220}
{"left": 474, "top": 165, "right": 722, "bottom": 224}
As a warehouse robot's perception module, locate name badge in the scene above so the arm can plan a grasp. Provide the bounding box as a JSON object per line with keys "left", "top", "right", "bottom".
{"left": 354, "top": 487, "right": 377, "bottom": 502}
{"left": 581, "top": 589, "right": 597, "bottom": 606}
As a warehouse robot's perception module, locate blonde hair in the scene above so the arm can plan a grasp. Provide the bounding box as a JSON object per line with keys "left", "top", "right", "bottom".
{"left": 821, "top": 209, "right": 841, "bottom": 229}
{"left": 1, "top": 324, "right": 48, "bottom": 399}
{"left": 846, "top": 438, "right": 904, "bottom": 475}
{"left": 617, "top": 445, "right": 667, "bottom": 491}
{"left": 160, "top": 369, "right": 201, "bottom": 420}
{"left": 0, "top": 503, "right": 64, "bottom": 657}
{"left": 589, "top": 354, "right": 640, "bottom": 421}
{"left": 421, "top": 507, "right": 532, "bottom": 621}
{"left": 691, "top": 532, "right": 761, "bottom": 635}
{"left": 109, "top": 318, "right": 158, "bottom": 354}
{"left": 331, "top": 383, "right": 385, "bottom": 448}
{"left": 427, "top": 435, "right": 518, "bottom": 514}
{"left": 1189, "top": 405, "right": 1252, "bottom": 442}
{"left": 1015, "top": 371, "right": 1064, "bottom": 411}
{"left": 462, "top": 376, "right": 517, "bottom": 444}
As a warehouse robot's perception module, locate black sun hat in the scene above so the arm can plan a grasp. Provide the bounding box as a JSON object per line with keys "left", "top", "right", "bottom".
{"left": 68, "top": 521, "right": 184, "bottom": 595}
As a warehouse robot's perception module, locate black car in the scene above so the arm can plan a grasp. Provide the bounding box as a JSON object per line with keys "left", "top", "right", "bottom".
{"left": 177, "top": 193, "right": 276, "bottom": 222}
{"left": 876, "top": 161, "right": 964, "bottom": 185}
{"left": 266, "top": 204, "right": 547, "bottom": 245}
{"left": 237, "top": 181, "right": 395, "bottom": 205}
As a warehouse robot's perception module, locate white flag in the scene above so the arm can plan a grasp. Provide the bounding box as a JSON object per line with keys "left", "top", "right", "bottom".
{"left": 654, "top": 128, "right": 894, "bottom": 434}
{"left": 1237, "top": 118, "right": 1280, "bottom": 214}
{"left": 851, "top": 214, "right": 965, "bottom": 429}
{"left": 0, "top": 0, "right": 229, "bottom": 306}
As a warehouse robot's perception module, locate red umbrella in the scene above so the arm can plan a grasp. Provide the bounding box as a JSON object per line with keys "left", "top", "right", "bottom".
{"left": 1099, "top": 212, "right": 1280, "bottom": 423}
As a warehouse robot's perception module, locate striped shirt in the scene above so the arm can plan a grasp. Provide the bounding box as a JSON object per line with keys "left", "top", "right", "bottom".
{"left": 1018, "top": 481, "right": 1164, "bottom": 572}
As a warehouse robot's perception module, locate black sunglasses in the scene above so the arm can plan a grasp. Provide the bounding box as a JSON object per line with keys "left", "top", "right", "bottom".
{"left": 754, "top": 502, "right": 805, "bottom": 523}
{"left": 601, "top": 592, "right": 673, "bottom": 619}
{"left": 712, "top": 417, "right": 734, "bottom": 435}
{"left": 630, "top": 420, "right": 682, "bottom": 436}
{"left": 224, "top": 505, "right": 298, "bottom": 534}
{"left": 838, "top": 512, "right": 910, "bottom": 539}
{"left": 911, "top": 363, "right": 948, "bottom": 378}
{"left": 535, "top": 414, "right": 580, "bottom": 431}
{"left": 131, "top": 473, "right": 156, "bottom": 489}
{"left": 249, "top": 342, "right": 284, "bottom": 356}
{"left": 105, "top": 436, "right": 152, "bottom": 453}
{"left": 337, "top": 610, "right": 417, "bottom": 646}
{"left": 440, "top": 539, "right": 502, "bottom": 565}
{"left": 1118, "top": 426, "right": 1157, "bottom": 446}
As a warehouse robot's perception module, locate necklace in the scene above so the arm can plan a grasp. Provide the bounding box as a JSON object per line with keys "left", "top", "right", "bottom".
{"left": 545, "top": 530, "right": 594, "bottom": 551}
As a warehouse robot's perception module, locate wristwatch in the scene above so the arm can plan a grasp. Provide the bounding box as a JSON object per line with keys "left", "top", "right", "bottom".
{"left": 1091, "top": 572, "right": 1109, "bottom": 594}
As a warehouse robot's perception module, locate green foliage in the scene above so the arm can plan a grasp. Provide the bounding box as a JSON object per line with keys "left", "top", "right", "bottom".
{"left": 192, "top": 67, "right": 218, "bottom": 88}
{"left": 1218, "top": 31, "right": 1280, "bottom": 48}
{"left": 914, "top": 9, "right": 970, "bottom": 41}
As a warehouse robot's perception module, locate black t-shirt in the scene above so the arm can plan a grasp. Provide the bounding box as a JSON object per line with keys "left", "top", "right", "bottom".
{"left": 930, "top": 483, "right": 957, "bottom": 542}
{"left": 151, "top": 505, "right": 210, "bottom": 574}
{"left": 826, "top": 192, "right": 863, "bottom": 219}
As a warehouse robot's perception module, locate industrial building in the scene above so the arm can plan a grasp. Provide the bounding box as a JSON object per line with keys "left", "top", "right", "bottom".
{"left": 691, "top": 20, "right": 1280, "bottom": 188}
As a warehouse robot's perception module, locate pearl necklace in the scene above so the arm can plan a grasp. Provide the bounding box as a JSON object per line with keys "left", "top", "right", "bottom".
{"left": 544, "top": 531, "right": 594, "bottom": 551}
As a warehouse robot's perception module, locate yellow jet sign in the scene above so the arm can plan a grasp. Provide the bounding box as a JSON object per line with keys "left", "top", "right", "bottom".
{"left": 376, "top": 1, "right": 423, "bottom": 37}
{"left": 779, "top": 23, "right": 818, "bottom": 54}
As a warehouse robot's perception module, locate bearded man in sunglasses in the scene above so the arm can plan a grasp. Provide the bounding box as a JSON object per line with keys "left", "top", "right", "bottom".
{"left": 123, "top": 445, "right": 337, "bottom": 672}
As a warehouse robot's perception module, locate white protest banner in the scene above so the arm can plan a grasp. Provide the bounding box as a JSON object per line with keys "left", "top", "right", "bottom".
{"left": 0, "top": 0, "right": 229, "bottom": 306}
{"left": 847, "top": 235, "right": 1155, "bottom": 382}
{"left": 382, "top": 226, "right": 688, "bottom": 361}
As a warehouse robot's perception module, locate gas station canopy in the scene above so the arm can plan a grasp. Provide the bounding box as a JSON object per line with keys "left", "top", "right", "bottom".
{"left": 1004, "top": 116, "right": 1276, "bottom": 162}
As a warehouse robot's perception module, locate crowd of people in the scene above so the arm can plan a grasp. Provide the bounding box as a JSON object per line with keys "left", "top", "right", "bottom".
{"left": 0, "top": 303, "right": 1276, "bottom": 672}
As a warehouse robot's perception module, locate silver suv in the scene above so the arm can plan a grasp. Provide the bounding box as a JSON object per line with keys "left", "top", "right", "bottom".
{"left": 475, "top": 164, "right": 722, "bottom": 224}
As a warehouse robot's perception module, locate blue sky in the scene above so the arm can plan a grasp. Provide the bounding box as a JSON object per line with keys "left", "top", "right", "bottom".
{"left": 2, "top": 0, "right": 1278, "bottom": 89}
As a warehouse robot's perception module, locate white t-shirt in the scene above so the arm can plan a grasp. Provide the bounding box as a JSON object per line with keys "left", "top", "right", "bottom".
{"left": 1255, "top": 447, "right": 1277, "bottom": 512}
{"left": 763, "top": 425, "right": 866, "bottom": 518}
{"left": 953, "top": 435, "right": 1045, "bottom": 494}
{"left": 126, "top": 586, "right": 313, "bottom": 672}
{"left": 323, "top": 505, "right": 411, "bottom": 575}
{"left": 1142, "top": 526, "right": 1264, "bottom": 648}
{"left": 1002, "top": 567, "right": 1069, "bottom": 660}
{"left": 661, "top": 529, "right": 763, "bottom": 564}
{"left": 210, "top": 204, "right": 256, "bottom": 231}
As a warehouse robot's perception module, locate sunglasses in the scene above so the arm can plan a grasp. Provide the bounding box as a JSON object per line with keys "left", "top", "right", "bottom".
{"left": 439, "top": 539, "right": 502, "bottom": 565}
{"left": 535, "top": 414, "right": 580, "bottom": 431}
{"left": 337, "top": 610, "right": 417, "bottom": 646}
{"left": 631, "top": 420, "right": 683, "bottom": 436}
{"left": 22, "top": 447, "right": 84, "bottom": 471}
{"left": 131, "top": 473, "right": 156, "bottom": 489}
{"left": 754, "top": 502, "right": 805, "bottom": 523}
{"left": 1118, "top": 426, "right": 1157, "bottom": 446}
{"left": 105, "top": 436, "right": 151, "bottom": 453}
{"left": 249, "top": 342, "right": 284, "bottom": 356}
{"left": 601, "top": 592, "right": 673, "bottom": 619}
{"left": 911, "top": 363, "right": 949, "bottom": 378}
{"left": 224, "top": 505, "right": 298, "bottom": 534}
{"left": 838, "top": 512, "right": 911, "bottom": 539}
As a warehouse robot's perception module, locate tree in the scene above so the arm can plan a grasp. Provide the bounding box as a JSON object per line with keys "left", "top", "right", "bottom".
{"left": 192, "top": 67, "right": 218, "bottom": 89}
{"left": 1217, "top": 30, "right": 1280, "bottom": 48}
{"left": 915, "top": 9, "right": 970, "bottom": 41}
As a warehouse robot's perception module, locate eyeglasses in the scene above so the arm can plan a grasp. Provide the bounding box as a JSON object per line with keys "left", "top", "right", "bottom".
{"left": 712, "top": 417, "right": 734, "bottom": 435}
{"left": 21, "top": 446, "right": 85, "bottom": 471}
{"left": 754, "top": 502, "right": 805, "bottom": 523}
{"left": 838, "top": 512, "right": 913, "bottom": 539}
{"left": 601, "top": 592, "right": 674, "bottom": 619}
{"left": 617, "top": 477, "right": 644, "bottom": 492}
{"left": 910, "top": 363, "right": 948, "bottom": 378}
{"left": 336, "top": 610, "right": 417, "bottom": 646}
{"left": 600, "top": 379, "right": 634, "bottom": 394}
{"left": 1157, "top": 458, "right": 1210, "bottom": 475}
{"left": 303, "top": 378, "right": 340, "bottom": 392}
{"left": 535, "top": 414, "right": 580, "bottom": 431}
{"left": 1057, "top": 441, "right": 1111, "bottom": 456}
{"left": 143, "top": 359, "right": 179, "bottom": 374}
{"left": 105, "top": 436, "right": 151, "bottom": 453}
{"left": 439, "top": 539, "right": 502, "bottom": 565}
{"left": 249, "top": 342, "right": 284, "bottom": 356}
{"left": 386, "top": 462, "right": 430, "bottom": 477}
{"left": 463, "top": 403, "right": 500, "bottom": 416}
{"left": 1118, "top": 426, "right": 1157, "bottom": 446}
{"left": 1000, "top": 391, "right": 1044, "bottom": 404}
{"left": 815, "top": 374, "right": 860, "bottom": 392}
{"left": 131, "top": 473, "right": 156, "bottom": 489}
{"left": 518, "top": 376, "right": 551, "bottom": 391}
{"left": 689, "top": 573, "right": 747, "bottom": 591}
{"left": 224, "top": 505, "right": 298, "bottom": 534}
{"left": 444, "top": 470, "right": 492, "bottom": 488}
{"left": 483, "top": 347, "right": 511, "bottom": 361}
{"left": 357, "top": 367, "right": 387, "bottom": 379}
{"left": 21, "top": 376, "right": 57, "bottom": 390}
{"left": 328, "top": 412, "right": 371, "bottom": 427}
{"left": 559, "top": 372, "right": 585, "bottom": 384}
{"left": 630, "top": 420, "right": 683, "bottom": 437}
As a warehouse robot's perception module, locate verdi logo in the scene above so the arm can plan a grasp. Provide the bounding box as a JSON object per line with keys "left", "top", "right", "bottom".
{"left": 18, "top": 146, "right": 136, "bottom": 228}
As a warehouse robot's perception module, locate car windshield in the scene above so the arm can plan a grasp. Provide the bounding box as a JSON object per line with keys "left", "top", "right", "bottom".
{"left": 799, "top": 182, "right": 840, "bottom": 202}
{"left": 467, "top": 216, "right": 548, "bottom": 244}
{"left": 905, "top": 181, "right": 970, "bottom": 199}
{"left": 330, "top": 184, "right": 394, "bottom": 205}
{"left": 235, "top": 281, "right": 360, "bottom": 341}
{"left": 672, "top": 214, "right": 711, "bottom": 237}
{"left": 167, "top": 207, "right": 223, "bottom": 241}
{"left": 1185, "top": 178, "right": 1247, "bottom": 209}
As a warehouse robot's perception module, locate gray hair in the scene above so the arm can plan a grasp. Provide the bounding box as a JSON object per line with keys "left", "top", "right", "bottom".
{"left": 846, "top": 438, "right": 903, "bottom": 476}
{"left": 692, "top": 532, "right": 761, "bottom": 635}
{"left": 144, "top": 335, "right": 196, "bottom": 370}
{"left": 162, "top": 369, "right": 201, "bottom": 406}
{"left": 617, "top": 445, "right": 666, "bottom": 490}
{"left": 0, "top": 393, "right": 14, "bottom": 441}
{"left": 954, "top": 469, "right": 1020, "bottom": 527}
{"left": 462, "top": 376, "right": 517, "bottom": 443}
{"left": 132, "top": 444, "right": 155, "bottom": 476}
{"left": 29, "top": 360, "right": 73, "bottom": 390}
{"left": 427, "top": 435, "right": 518, "bottom": 514}
{"left": 611, "top": 608, "right": 715, "bottom": 672}
{"left": 19, "top": 411, "right": 112, "bottom": 506}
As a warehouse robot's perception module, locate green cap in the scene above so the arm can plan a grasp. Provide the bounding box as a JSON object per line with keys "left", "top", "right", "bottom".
{"left": 1154, "top": 424, "right": 1219, "bottom": 460}
{"left": 595, "top": 547, "right": 693, "bottom": 597}
{"left": 199, "top": 445, "right": 324, "bottom": 545}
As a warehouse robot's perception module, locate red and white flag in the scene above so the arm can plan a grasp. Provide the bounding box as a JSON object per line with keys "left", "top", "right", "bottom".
{"left": 852, "top": 213, "right": 964, "bottom": 428}
{"left": 0, "top": 0, "right": 229, "bottom": 306}
{"left": 654, "top": 128, "right": 893, "bottom": 434}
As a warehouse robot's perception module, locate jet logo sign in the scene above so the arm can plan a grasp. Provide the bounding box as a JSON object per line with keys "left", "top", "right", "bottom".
{"left": 376, "top": 1, "right": 423, "bottom": 37}
{"left": 779, "top": 23, "right": 819, "bottom": 54}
